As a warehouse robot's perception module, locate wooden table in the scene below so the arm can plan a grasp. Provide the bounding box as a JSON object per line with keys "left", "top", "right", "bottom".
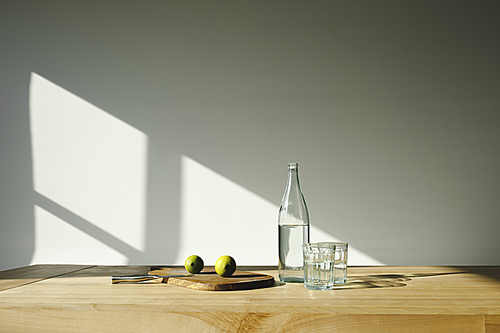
{"left": 1, "top": 265, "right": 499, "bottom": 332}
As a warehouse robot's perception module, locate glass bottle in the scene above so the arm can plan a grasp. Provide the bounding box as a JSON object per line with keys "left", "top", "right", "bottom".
{"left": 278, "top": 162, "right": 310, "bottom": 282}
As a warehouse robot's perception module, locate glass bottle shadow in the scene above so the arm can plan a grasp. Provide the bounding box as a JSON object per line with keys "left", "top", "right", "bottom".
{"left": 333, "top": 271, "right": 463, "bottom": 290}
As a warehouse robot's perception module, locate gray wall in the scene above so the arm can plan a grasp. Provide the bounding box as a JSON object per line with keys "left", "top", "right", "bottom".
{"left": 1, "top": 1, "right": 499, "bottom": 270}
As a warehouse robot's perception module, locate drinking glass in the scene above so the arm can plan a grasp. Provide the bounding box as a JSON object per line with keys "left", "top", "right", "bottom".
{"left": 319, "top": 242, "right": 348, "bottom": 284}
{"left": 302, "top": 243, "right": 335, "bottom": 290}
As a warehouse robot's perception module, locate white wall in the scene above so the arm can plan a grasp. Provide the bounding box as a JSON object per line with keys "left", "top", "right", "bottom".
{"left": 1, "top": 1, "right": 499, "bottom": 270}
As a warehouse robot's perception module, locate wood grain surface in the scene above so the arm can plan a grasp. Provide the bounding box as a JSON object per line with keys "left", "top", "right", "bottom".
{"left": 149, "top": 266, "right": 275, "bottom": 291}
{"left": 1, "top": 265, "right": 500, "bottom": 332}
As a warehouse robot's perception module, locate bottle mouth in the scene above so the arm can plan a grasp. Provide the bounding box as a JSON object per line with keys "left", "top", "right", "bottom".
{"left": 288, "top": 162, "right": 298, "bottom": 169}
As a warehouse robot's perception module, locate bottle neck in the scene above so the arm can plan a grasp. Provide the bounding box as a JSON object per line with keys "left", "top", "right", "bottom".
{"left": 286, "top": 163, "right": 301, "bottom": 196}
{"left": 279, "top": 163, "right": 309, "bottom": 225}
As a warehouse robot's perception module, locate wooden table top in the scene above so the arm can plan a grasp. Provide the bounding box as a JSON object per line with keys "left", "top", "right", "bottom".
{"left": 1, "top": 265, "right": 500, "bottom": 332}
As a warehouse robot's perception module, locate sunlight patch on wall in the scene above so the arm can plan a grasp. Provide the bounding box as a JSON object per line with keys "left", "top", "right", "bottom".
{"left": 177, "top": 156, "right": 278, "bottom": 265}
{"left": 29, "top": 72, "right": 148, "bottom": 264}
{"left": 177, "top": 156, "right": 384, "bottom": 266}
{"left": 311, "top": 226, "right": 384, "bottom": 266}
{"left": 31, "top": 205, "right": 127, "bottom": 264}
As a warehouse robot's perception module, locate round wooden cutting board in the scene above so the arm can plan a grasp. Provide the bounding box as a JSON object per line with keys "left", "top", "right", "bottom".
{"left": 149, "top": 266, "right": 275, "bottom": 291}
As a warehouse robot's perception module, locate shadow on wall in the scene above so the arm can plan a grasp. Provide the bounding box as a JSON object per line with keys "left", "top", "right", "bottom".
{"left": 0, "top": 72, "right": 35, "bottom": 270}
{"left": 1, "top": 1, "right": 500, "bottom": 270}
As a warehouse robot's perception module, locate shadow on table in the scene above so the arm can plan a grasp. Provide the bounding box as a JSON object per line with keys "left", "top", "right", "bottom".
{"left": 333, "top": 271, "right": 464, "bottom": 290}
{"left": 267, "top": 271, "right": 465, "bottom": 290}
{"left": 0, "top": 265, "right": 280, "bottom": 280}
{"left": 450, "top": 266, "right": 500, "bottom": 283}
{"left": 0, "top": 265, "right": 152, "bottom": 280}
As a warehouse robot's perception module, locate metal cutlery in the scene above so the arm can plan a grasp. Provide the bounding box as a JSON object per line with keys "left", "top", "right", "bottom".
{"left": 111, "top": 274, "right": 192, "bottom": 284}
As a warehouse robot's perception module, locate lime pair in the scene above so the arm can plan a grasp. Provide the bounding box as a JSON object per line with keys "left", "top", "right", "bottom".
{"left": 184, "top": 255, "right": 237, "bottom": 277}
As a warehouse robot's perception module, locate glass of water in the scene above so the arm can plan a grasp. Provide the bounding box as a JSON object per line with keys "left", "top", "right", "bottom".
{"left": 319, "top": 242, "right": 348, "bottom": 284}
{"left": 302, "top": 243, "right": 335, "bottom": 290}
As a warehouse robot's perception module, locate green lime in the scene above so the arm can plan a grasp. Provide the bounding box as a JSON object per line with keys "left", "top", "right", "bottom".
{"left": 215, "top": 255, "right": 236, "bottom": 277}
{"left": 185, "top": 255, "right": 204, "bottom": 274}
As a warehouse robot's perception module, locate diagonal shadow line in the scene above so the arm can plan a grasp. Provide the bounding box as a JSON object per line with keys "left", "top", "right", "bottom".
{"left": 34, "top": 191, "right": 143, "bottom": 259}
